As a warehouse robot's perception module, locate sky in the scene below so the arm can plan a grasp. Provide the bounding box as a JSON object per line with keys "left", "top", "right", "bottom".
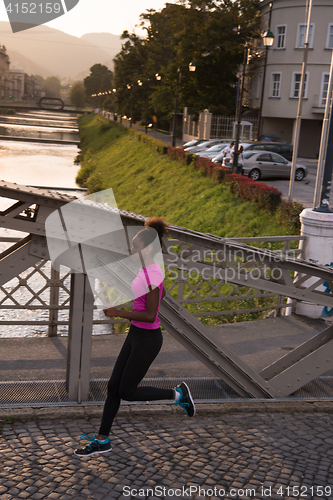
{"left": 0, "top": 0, "right": 175, "bottom": 38}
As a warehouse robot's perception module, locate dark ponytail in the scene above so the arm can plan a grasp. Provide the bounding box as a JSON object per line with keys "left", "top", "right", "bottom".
{"left": 137, "top": 217, "right": 169, "bottom": 251}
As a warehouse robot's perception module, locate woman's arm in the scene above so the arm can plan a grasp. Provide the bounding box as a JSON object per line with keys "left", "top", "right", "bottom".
{"left": 104, "top": 287, "right": 160, "bottom": 323}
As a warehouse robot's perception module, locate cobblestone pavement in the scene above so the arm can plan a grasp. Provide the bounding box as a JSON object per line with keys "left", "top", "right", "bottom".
{"left": 1, "top": 407, "right": 333, "bottom": 500}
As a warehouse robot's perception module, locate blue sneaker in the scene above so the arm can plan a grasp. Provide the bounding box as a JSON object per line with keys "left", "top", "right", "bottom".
{"left": 74, "top": 433, "right": 111, "bottom": 457}
{"left": 174, "top": 382, "right": 196, "bottom": 417}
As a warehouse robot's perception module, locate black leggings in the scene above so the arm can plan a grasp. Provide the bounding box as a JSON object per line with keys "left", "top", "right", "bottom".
{"left": 99, "top": 324, "right": 174, "bottom": 436}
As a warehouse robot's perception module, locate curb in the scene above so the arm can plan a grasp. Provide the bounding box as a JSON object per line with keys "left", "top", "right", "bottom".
{"left": 2, "top": 400, "right": 333, "bottom": 422}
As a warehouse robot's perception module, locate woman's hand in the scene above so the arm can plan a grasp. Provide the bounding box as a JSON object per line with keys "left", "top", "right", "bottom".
{"left": 103, "top": 307, "right": 119, "bottom": 317}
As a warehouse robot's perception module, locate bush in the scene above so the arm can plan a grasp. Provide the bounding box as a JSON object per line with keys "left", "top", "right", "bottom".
{"left": 276, "top": 201, "right": 304, "bottom": 232}
{"left": 167, "top": 147, "right": 187, "bottom": 163}
{"left": 86, "top": 171, "right": 105, "bottom": 194}
{"left": 126, "top": 126, "right": 166, "bottom": 153}
{"left": 229, "top": 176, "right": 281, "bottom": 213}
{"left": 211, "top": 166, "right": 228, "bottom": 183}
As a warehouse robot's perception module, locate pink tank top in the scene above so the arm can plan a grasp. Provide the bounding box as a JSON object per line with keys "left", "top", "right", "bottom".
{"left": 131, "top": 263, "right": 164, "bottom": 329}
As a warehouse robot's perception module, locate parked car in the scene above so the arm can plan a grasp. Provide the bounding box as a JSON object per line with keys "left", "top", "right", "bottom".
{"left": 243, "top": 141, "right": 293, "bottom": 161}
{"left": 241, "top": 151, "right": 307, "bottom": 181}
{"left": 183, "top": 139, "right": 206, "bottom": 148}
{"left": 259, "top": 134, "right": 283, "bottom": 142}
{"left": 196, "top": 143, "right": 228, "bottom": 159}
{"left": 184, "top": 138, "right": 231, "bottom": 153}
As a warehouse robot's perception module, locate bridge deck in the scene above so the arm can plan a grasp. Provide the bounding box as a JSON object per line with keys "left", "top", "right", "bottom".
{"left": 1, "top": 315, "right": 329, "bottom": 382}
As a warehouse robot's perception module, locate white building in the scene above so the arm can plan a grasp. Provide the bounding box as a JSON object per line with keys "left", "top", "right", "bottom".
{"left": 0, "top": 45, "right": 10, "bottom": 99}
{"left": 245, "top": 0, "right": 333, "bottom": 158}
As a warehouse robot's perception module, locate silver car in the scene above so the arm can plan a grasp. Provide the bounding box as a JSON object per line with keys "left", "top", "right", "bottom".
{"left": 242, "top": 151, "right": 307, "bottom": 181}
{"left": 196, "top": 143, "right": 228, "bottom": 159}
{"left": 184, "top": 138, "right": 230, "bottom": 153}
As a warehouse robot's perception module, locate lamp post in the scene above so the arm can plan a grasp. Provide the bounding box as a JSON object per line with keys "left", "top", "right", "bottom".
{"left": 257, "top": 2, "right": 274, "bottom": 141}
{"left": 127, "top": 84, "right": 134, "bottom": 127}
{"left": 138, "top": 73, "right": 162, "bottom": 134}
{"left": 232, "top": 46, "right": 249, "bottom": 173}
{"left": 138, "top": 79, "right": 149, "bottom": 134}
{"left": 172, "top": 61, "right": 196, "bottom": 147}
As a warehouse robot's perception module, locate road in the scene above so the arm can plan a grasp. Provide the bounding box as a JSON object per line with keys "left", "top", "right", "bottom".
{"left": 263, "top": 158, "right": 319, "bottom": 208}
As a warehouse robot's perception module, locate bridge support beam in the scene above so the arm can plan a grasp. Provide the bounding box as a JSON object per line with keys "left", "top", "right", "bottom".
{"left": 66, "top": 273, "right": 94, "bottom": 402}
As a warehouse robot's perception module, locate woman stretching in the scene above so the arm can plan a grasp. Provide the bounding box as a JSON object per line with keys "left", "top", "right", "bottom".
{"left": 75, "top": 217, "right": 195, "bottom": 457}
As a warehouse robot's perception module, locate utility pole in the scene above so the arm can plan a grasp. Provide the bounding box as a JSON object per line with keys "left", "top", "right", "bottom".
{"left": 288, "top": 0, "right": 313, "bottom": 202}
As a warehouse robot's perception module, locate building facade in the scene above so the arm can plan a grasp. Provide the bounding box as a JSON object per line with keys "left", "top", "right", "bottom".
{"left": 9, "top": 70, "right": 45, "bottom": 101}
{"left": 245, "top": 0, "right": 333, "bottom": 158}
{"left": 0, "top": 45, "right": 10, "bottom": 99}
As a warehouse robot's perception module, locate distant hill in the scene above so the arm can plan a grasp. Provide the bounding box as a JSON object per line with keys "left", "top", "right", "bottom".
{"left": 80, "top": 33, "right": 122, "bottom": 59}
{"left": 0, "top": 22, "right": 122, "bottom": 80}
{"left": 8, "top": 50, "right": 53, "bottom": 78}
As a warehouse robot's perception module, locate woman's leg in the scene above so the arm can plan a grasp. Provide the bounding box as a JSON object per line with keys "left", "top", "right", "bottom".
{"left": 98, "top": 332, "right": 132, "bottom": 437}
{"left": 118, "top": 331, "right": 174, "bottom": 402}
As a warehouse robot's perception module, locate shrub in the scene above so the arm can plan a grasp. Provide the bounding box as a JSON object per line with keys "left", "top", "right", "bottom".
{"left": 211, "top": 166, "right": 229, "bottom": 183}
{"left": 127, "top": 126, "right": 166, "bottom": 153}
{"left": 276, "top": 201, "right": 304, "bottom": 232}
{"left": 167, "top": 147, "right": 187, "bottom": 163}
{"left": 86, "top": 171, "right": 105, "bottom": 194}
{"left": 229, "top": 175, "right": 281, "bottom": 213}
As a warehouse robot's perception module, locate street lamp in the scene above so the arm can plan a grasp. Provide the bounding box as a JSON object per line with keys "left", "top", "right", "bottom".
{"left": 257, "top": 2, "right": 274, "bottom": 141}
{"left": 172, "top": 63, "right": 196, "bottom": 147}
{"left": 262, "top": 29, "right": 274, "bottom": 48}
{"left": 189, "top": 62, "right": 196, "bottom": 72}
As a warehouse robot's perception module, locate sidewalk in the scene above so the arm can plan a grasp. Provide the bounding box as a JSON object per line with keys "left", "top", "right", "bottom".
{"left": 1, "top": 315, "right": 333, "bottom": 499}
{"left": 1, "top": 404, "right": 333, "bottom": 500}
{"left": 119, "top": 118, "right": 184, "bottom": 148}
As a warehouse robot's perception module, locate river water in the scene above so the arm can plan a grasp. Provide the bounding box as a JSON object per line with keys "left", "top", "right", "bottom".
{"left": 0, "top": 109, "right": 109, "bottom": 338}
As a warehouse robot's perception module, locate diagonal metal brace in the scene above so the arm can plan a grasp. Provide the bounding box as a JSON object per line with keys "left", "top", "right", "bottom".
{"left": 159, "top": 293, "right": 280, "bottom": 398}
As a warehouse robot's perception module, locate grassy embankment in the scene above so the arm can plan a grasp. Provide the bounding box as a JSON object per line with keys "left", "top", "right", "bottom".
{"left": 76, "top": 114, "right": 299, "bottom": 326}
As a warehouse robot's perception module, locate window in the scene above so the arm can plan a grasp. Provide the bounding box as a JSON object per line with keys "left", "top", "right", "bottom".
{"left": 244, "top": 152, "right": 256, "bottom": 160}
{"left": 296, "top": 24, "right": 314, "bottom": 48}
{"left": 291, "top": 72, "right": 308, "bottom": 98}
{"left": 321, "top": 73, "right": 330, "bottom": 106}
{"left": 271, "top": 153, "right": 286, "bottom": 163}
{"left": 271, "top": 73, "right": 281, "bottom": 97}
{"left": 257, "top": 154, "right": 271, "bottom": 162}
{"left": 327, "top": 24, "right": 333, "bottom": 48}
{"left": 276, "top": 25, "right": 286, "bottom": 49}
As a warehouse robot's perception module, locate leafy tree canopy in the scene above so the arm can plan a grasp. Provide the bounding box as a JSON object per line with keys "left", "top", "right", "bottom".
{"left": 44, "top": 76, "right": 61, "bottom": 98}
{"left": 84, "top": 64, "right": 113, "bottom": 103}
{"left": 69, "top": 82, "right": 86, "bottom": 108}
{"left": 112, "top": 0, "right": 260, "bottom": 126}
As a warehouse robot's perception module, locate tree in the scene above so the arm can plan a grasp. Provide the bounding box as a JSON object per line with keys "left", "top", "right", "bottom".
{"left": 84, "top": 64, "right": 113, "bottom": 104}
{"left": 112, "top": 0, "right": 261, "bottom": 128}
{"left": 69, "top": 82, "right": 85, "bottom": 108}
{"left": 43, "top": 76, "right": 61, "bottom": 98}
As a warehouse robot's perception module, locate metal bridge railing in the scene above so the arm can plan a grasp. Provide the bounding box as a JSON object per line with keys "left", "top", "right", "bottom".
{"left": 0, "top": 235, "right": 306, "bottom": 338}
